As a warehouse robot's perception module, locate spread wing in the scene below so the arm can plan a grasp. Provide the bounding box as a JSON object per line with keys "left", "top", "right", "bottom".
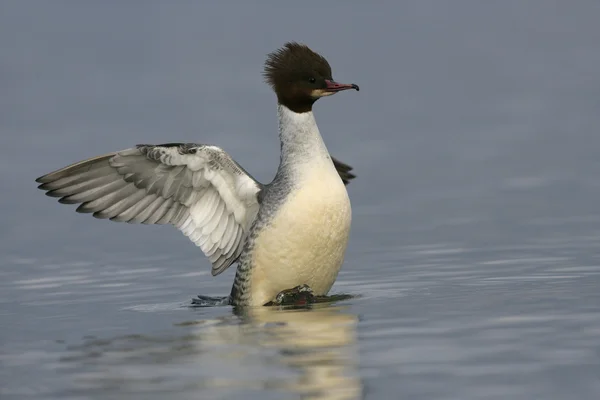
{"left": 36, "top": 143, "right": 356, "bottom": 275}
{"left": 36, "top": 143, "right": 262, "bottom": 276}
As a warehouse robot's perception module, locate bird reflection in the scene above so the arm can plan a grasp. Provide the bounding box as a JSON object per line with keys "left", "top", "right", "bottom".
{"left": 244, "top": 305, "right": 361, "bottom": 399}
{"left": 61, "top": 304, "right": 362, "bottom": 399}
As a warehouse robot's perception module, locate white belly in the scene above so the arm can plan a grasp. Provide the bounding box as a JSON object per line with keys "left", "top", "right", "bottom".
{"left": 249, "top": 167, "right": 351, "bottom": 306}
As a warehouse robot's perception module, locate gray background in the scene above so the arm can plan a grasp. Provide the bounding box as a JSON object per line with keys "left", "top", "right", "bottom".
{"left": 2, "top": 1, "right": 600, "bottom": 399}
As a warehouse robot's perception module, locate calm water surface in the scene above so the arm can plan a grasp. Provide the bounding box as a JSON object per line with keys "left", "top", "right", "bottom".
{"left": 2, "top": 2, "right": 600, "bottom": 399}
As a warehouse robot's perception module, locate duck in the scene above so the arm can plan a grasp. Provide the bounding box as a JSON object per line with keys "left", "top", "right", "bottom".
{"left": 35, "top": 42, "right": 359, "bottom": 307}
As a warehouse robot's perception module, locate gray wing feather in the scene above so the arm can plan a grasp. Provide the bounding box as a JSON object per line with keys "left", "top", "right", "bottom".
{"left": 36, "top": 144, "right": 262, "bottom": 276}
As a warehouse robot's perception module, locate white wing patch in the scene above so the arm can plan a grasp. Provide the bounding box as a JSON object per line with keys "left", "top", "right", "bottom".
{"left": 36, "top": 144, "right": 262, "bottom": 276}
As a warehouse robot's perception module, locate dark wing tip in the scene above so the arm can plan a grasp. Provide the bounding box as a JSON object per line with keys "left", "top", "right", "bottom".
{"left": 37, "top": 182, "right": 49, "bottom": 190}
{"left": 341, "top": 172, "right": 357, "bottom": 185}
{"left": 36, "top": 174, "right": 52, "bottom": 184}
{"left": 331, "top": 156, "right": 356, "bottom": 186}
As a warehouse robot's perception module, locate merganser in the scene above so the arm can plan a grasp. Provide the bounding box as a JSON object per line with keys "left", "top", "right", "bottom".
{"left": 35, "top": 42, "right": 359, "bottom": 307}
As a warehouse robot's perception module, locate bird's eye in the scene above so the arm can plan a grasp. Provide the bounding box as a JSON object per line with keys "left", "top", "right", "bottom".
{"left": 308, "top": 77, "right": 316, "bottom": 83}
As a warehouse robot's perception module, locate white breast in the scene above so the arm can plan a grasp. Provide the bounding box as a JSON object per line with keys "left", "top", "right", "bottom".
{"left": 249, "top": 162, "right": 351, "bottom": 306}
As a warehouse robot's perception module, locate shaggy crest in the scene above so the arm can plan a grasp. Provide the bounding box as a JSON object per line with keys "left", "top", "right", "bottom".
{"left": 263, "top": 42, "right": 332, "bottom": 91}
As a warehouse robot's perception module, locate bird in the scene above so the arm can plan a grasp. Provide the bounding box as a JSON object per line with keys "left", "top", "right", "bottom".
{"left": 35, "top": 42, "right": 360, "bottom": 307}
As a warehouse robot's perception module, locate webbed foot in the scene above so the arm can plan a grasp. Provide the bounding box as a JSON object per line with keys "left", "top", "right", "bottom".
{"left": 271, "top": 284, "right": 315, "bottom": 306}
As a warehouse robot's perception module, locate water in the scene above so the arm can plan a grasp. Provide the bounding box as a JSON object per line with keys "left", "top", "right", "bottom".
{"left": 2, "top": 1, "right": 600, "bottom": 399}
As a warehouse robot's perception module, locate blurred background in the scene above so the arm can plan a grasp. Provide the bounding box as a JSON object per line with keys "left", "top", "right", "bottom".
{"left": 1, "top": 1, "right": 600, "bottom": 399}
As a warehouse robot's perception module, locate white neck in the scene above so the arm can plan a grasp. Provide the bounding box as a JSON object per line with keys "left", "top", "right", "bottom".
{"left": 277, "top": 104, "right": 332, "bottom": 177}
